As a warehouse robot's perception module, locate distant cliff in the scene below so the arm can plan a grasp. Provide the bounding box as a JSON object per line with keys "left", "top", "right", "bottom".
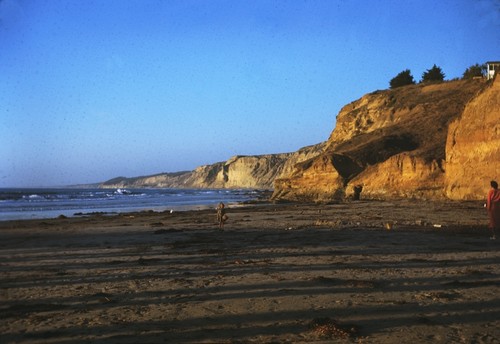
{"left": 100, "top": 143, "right": 325, "bottom": 189}
{"left": 272, "top": 78, "right": 496, "bottom": 202}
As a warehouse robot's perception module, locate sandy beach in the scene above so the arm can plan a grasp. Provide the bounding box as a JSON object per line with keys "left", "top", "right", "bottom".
{"left": 1, "top": 199, "right": 499, "bottom": 343}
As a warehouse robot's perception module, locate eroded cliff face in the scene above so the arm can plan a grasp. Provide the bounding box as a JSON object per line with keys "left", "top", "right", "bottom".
{"left": 347, "top": 154, "right": 445, "bottom": 200}
{"left": 273, "top": 79, "right": 489, "bottom": 202}
{"left": 444, "top": 76, "right": 500, "bottom": 199}
{"left": 100, "top": 143, "right": 324, "bottom": 189}
{"left": 184, "top": 155, "right": 293, "bottom": 189}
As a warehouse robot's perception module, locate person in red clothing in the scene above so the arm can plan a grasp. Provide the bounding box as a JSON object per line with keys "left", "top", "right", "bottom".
{"left": 486, "top": 180, "right": 500, "bottom": 240}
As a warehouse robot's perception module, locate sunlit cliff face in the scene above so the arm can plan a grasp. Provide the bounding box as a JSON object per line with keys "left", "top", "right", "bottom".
{"left": 444, "top": 76, "right": 500, "bottom": 200}
{"left": 273, "top": 78, "right": 495, "bottom": 202}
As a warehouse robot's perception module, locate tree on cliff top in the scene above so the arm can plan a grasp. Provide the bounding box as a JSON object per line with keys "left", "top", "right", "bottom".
{"left": 462, "top": 63, "right": 486, "bottom": 79}
{"left": 421, "top": 64, "right": 445, "bottom": 82}
{"left": 389, "top": 69, "right": 416, "bottom": 89}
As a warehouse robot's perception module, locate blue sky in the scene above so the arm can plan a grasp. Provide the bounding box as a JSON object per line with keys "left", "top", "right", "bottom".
{"left": 1, "top": 0, "right": 499, "bottom": 187}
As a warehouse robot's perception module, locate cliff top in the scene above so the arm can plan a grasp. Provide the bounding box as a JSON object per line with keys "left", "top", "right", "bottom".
{"left": 327, "top": 79, "right": 487, "bottom": 163}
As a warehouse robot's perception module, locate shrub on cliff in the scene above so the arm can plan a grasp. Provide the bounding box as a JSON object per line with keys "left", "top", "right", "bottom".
{"left": 462, "top": 63, "right": 486, "bottom": 79}
{"left": 389, "top": 69, "right": 416, "bottom": 89}
{"left": 421, "top": 64, "right": 445, "bottom": 83}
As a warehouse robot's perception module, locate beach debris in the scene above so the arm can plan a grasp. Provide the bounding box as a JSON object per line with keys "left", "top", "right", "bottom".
{"left": 309, "top": 317, "right": 357, "bottom": 339}
{"left": 414, "top": 291, "right": 459, "bottom": 302}
{"left": 93, "top": 292, "right": 115, "bottom": 303}
{"left": 384, "top": 221, "right": 394, "bottom": 230}
{"left": 313, "top": 219, "right": 342, "bottom": 227}
{"left": 433, "top": 224, "right": 442, "bottom": 228}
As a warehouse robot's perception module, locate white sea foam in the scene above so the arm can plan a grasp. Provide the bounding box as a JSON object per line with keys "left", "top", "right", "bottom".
{"left": 25, "top": 194, "right": 43, "bottom": 200}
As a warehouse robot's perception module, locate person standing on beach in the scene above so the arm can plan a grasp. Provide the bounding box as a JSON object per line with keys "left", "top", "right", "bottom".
{"left": 216, "top": 202, "right": 228, "bottom": 230}
{"left": 486, "top": 180, "right": 500, "bottom": 240}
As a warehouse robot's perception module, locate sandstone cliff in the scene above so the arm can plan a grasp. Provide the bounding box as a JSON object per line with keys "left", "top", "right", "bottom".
{"left": 272, "top": 79, "right": 491, "bottom": 202}
{"left": 100, "top": 143, "right": 324, "bottom": 189}
{"left": 444, "top": 76, "right": 500, "bottom": 199}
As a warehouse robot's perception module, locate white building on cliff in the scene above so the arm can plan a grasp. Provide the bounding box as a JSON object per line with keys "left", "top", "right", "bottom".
{"left": 486, "top": 61, "right": 500, "bottom": 80}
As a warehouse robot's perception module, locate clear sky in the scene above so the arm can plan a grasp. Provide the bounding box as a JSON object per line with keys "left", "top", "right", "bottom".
{"left": 1, "top": 0, "right": 499, "bottom": 187}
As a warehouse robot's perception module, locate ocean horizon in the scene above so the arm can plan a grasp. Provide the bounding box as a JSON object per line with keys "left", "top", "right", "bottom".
{"left": 0, "top": 187, "right": 264, "bottom": 221}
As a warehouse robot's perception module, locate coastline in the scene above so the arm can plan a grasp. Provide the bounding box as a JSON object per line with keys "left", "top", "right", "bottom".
{"left": 1, "top": 199, "right": 499, "bottom": 343}
{"left": 0, "top": 187, "right": 269, "bottom": 222}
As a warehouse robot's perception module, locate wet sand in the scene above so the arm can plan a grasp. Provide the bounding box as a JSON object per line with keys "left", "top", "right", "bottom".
{"left": 0, "top": 199, "right": 499, "bottom": 343}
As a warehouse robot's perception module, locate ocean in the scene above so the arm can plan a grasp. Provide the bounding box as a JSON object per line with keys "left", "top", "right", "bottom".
{"left": 0, "top": 188, "right": 264, "bottom": 221}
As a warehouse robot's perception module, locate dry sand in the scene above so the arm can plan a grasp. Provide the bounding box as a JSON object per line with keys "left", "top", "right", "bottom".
{"left": 0, "top": 199, "right": 499, "bottom": 343}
